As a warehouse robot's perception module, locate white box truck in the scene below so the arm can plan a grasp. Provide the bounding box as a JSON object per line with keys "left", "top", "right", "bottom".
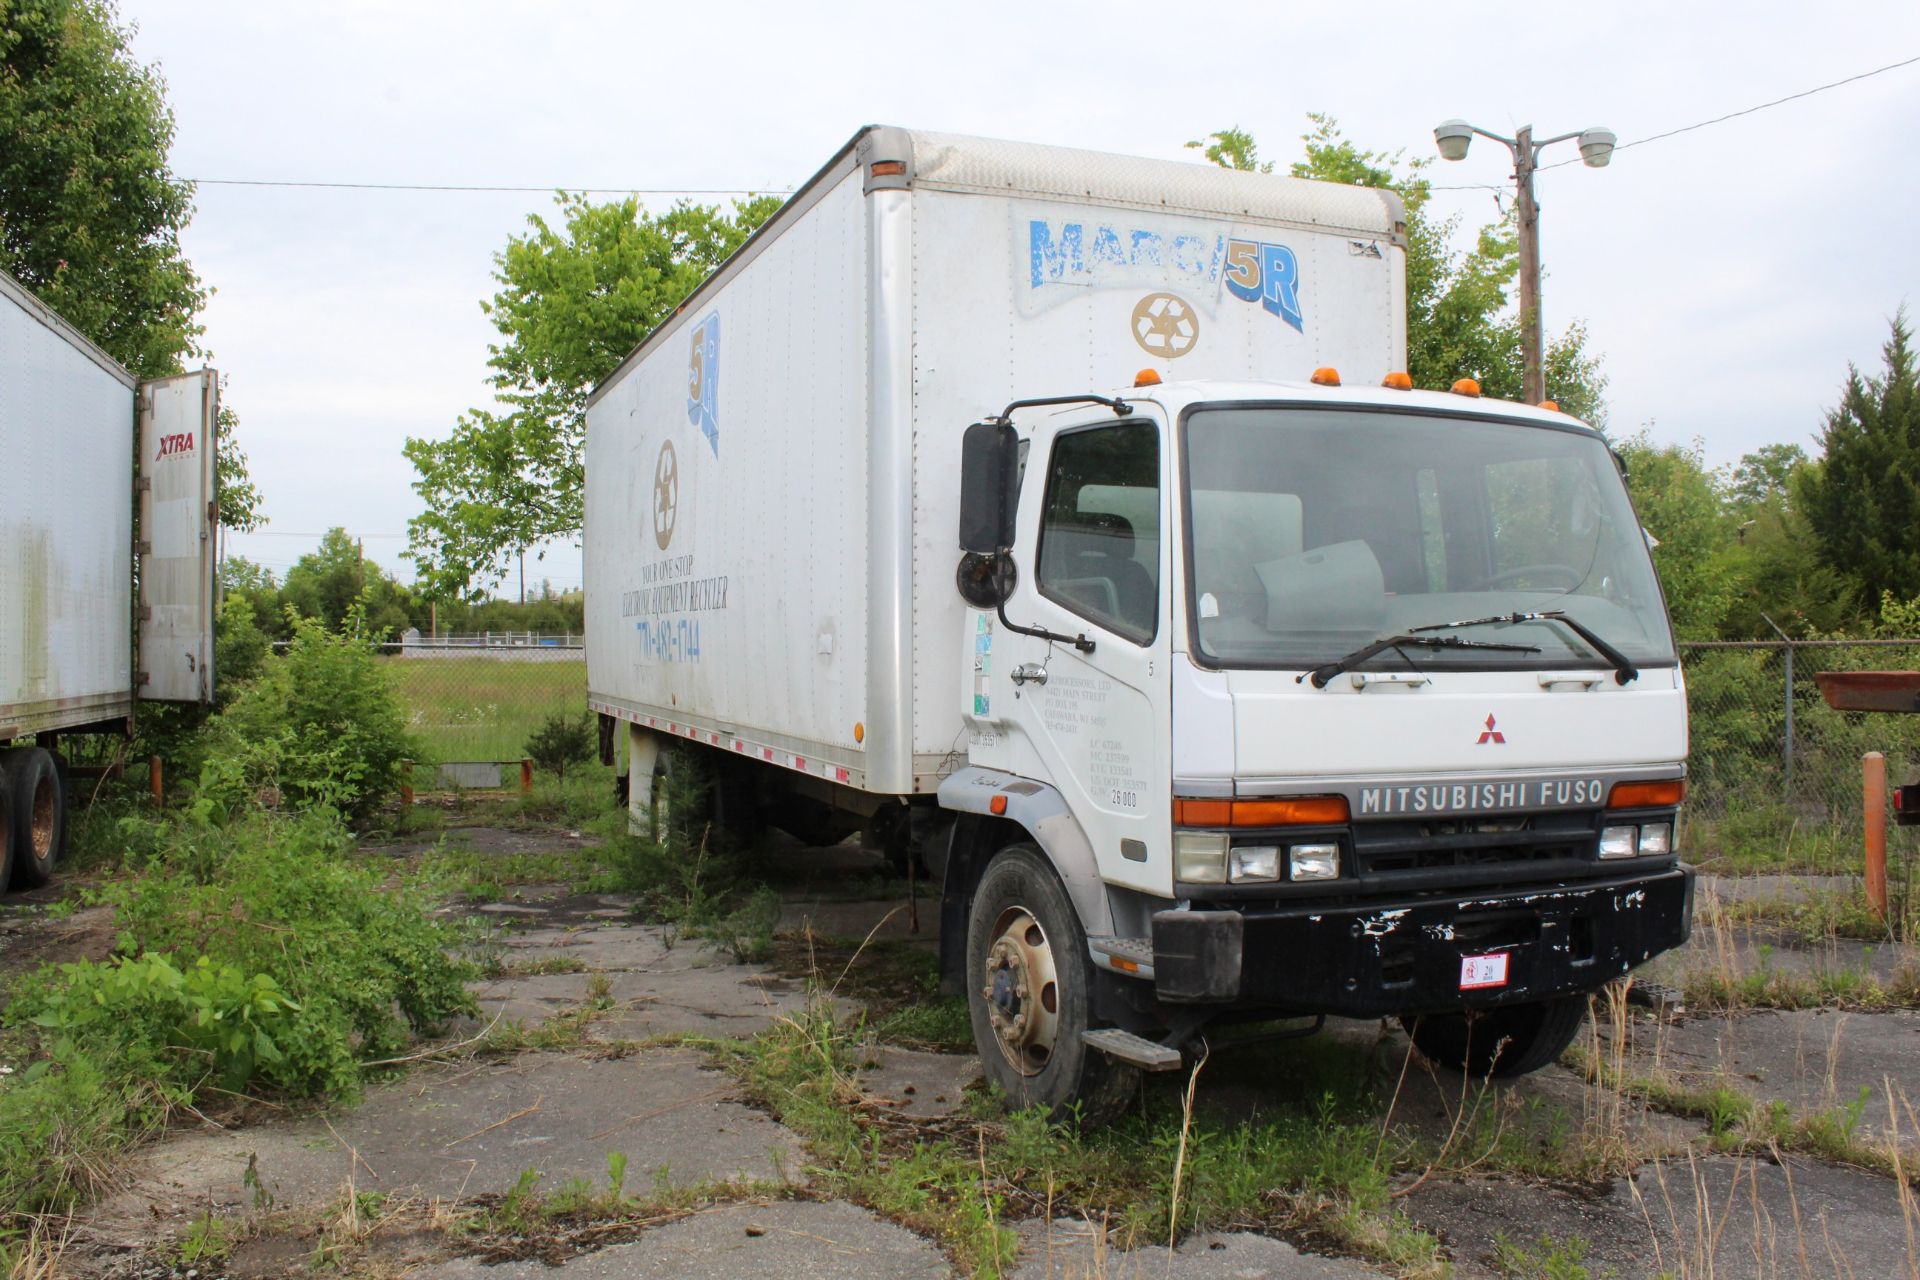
{"left": 0, "top": 268, "right": 219, "bottom": 888}
{"left": 584, "top": 127, "right": 1690, "bottom": 1115}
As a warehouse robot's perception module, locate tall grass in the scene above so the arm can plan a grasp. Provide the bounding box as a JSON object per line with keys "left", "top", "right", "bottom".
{"left": 384, "top": 657, "right": 587, "bottom": 764}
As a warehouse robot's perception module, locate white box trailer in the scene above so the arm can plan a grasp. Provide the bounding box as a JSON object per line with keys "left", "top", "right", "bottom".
{"left": 0, "top": 268, "right": 218, "bottom": 887}
{"left": 585, "top": 127, "right": 1691, "bottom": 1117}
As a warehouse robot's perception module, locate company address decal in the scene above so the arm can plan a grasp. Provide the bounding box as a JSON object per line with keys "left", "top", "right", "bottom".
{"left": 621, "top": 553, "right": 731, "bottom": 664}
{"left": 1024, "top": 211, "right": 1305, "bottom": 332}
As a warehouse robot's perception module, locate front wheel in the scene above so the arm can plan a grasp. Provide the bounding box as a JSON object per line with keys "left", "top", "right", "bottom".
{"left": 966, "top": 844, "right": 1137, "bottom": 1122}
{"left": 1400, "top": 995, "right": 1589, "bottom": 1078}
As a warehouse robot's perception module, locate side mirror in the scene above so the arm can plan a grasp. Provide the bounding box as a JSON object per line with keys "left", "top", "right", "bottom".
{"left": 958, "top": 421, "right": 1018, "bottom": 554}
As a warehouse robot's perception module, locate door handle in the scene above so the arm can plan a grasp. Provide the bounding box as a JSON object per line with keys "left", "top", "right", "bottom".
{"left": 1011, "top": 662, "right": 1049, "bottom": 687}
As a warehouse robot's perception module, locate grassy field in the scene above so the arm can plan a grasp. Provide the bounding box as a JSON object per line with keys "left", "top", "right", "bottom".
{"left": 386, "top": 656, "right": 589, "bottom": 764}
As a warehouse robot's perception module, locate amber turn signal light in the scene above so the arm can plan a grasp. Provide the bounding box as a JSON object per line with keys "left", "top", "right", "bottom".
{"left": 1174, "top": 795, "right": 1350, "bottom": 827}
{"left": 1607, "top": 779, "right": 1686, "bottom": 809}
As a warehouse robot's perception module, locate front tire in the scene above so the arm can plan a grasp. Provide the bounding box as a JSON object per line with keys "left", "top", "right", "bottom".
{"left": 1401, "top": 996, "right": 1588, "bottom": 1078}
{"left": 3, "top": 747, "right": 62, "bottom": 890}
{"left": 966, "top": 843, "right": 1137, "bottom": 1122}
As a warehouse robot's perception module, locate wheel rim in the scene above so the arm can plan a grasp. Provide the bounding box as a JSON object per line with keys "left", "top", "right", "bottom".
{"left": 28, "top": 772, "right": 53, "bottom": 862}
{"left": 980, "top": 905, "right": 1061, "bottom": 1076}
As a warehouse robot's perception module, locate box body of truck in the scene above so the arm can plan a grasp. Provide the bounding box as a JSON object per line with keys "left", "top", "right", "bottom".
{"left": 0, "top": 268, "right": 218, "bottom": 886}
{"left": 585, "top": 127, "right": 1406, "bottom": 793}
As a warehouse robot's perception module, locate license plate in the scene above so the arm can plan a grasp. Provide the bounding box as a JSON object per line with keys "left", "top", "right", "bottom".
{"left": 1460, "top": 952, "right": 1510, "bottom": 990}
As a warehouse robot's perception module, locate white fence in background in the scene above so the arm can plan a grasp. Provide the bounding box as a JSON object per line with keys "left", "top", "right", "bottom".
{"left": 394, "top": 630, "right": 585, "bottom": 662}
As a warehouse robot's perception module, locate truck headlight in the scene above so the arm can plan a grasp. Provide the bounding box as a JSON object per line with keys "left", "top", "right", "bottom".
{"left": 1175, "top": 831, "right": 1229, "bottom": 883}
{"left": 1637, "top": 822, "right": 1672, "bottom": 856}
{"left": 1229, "top": 845, "right": 1281, "bottom": 883}
{"left": 1288, "top": 843, "right": 1340, "bottom": 881}
{"left": 1599, "top": 825, "right": 1637, "bottom": 859}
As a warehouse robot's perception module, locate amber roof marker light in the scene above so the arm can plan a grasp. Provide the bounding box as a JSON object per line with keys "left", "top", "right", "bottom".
{"left": 1450, "top": 378, "right": 1482, "bottom": 398}
{"left": 1381, "top": 371, "right": 1413, "bottom": 390}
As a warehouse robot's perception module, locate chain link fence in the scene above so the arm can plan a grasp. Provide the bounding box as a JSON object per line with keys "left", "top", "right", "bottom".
{"left": 375, "top": 641, "right": 588, "bottom": 766}
{"left": 1680, "top": 639, "right": 1920, "bottom": 873}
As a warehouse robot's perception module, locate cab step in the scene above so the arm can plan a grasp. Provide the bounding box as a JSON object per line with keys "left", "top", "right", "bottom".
{"left": 1081, "top": 1027, "right": 1184, "bottom": 1072}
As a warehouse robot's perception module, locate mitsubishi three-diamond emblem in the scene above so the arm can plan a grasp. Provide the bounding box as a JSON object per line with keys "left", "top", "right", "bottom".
{"left": 1476, "top": 714, "right": 1506, "bottom": 745}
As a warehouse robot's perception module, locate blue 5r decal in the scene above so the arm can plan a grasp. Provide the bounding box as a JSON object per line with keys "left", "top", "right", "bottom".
{"left": 686, "top": 312, "right": 720, "bottom": 456}
{"left": 1224, "top": 240, "right": 1303, "bottom": 332}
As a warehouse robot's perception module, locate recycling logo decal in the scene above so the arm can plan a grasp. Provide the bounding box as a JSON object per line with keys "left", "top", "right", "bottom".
{"left": 1131, "top": 292, "right": 1199, "bottom": 358}
{"left": 653, "top": 439, "right": 679, "bottom": 550}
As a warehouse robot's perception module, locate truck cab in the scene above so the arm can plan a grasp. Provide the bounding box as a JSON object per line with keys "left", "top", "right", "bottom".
{"left": 939, "top": 373, "right": 1690, "bottom": 1112}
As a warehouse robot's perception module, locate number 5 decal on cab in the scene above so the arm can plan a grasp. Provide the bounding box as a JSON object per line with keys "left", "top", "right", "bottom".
{"left": 1224, "top": 239, "right": 1304, "bottom": 333}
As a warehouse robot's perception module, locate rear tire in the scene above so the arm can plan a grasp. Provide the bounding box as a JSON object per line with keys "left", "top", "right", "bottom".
{"left": 966, "top": 843, "right": 1138, "bottom": 1123}
{"left": 0, "top": 756, "right": 13, "bottom": 891}
{"left": 3, "top": 747, "right": 62, "bottom": 890}
{"left": 1401, "top": 996, "right": 1588, "bottom": 1078}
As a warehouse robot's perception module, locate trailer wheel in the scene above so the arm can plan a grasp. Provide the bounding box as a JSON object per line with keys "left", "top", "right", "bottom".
{"left": 1400, "top": 995, "right": 1588, "bottom": 1078}
{"left": 966, "top": 843, "right": 1136, "bottom": 1123}
{"left": 3, "top": 747, "right": 63, "bottom": 890}
{"left": 0, "top": 757, "right": 13, "bottom": 891}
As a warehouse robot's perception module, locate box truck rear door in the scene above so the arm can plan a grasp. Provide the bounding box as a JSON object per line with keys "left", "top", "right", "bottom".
{"left": 137, "top": 370, "right": 219, "bottom": 705}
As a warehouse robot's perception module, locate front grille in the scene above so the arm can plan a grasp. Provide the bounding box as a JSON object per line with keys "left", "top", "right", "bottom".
{"left": 1351, "top": 811, "right": 1600, "bottom": 882}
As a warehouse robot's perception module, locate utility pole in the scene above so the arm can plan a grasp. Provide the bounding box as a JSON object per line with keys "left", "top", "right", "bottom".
{"left": 518, "top": 549, "right": 526, "bottom": 605}
{"left": 1434, "top": 118, "right": 1615, "bottom": 405}
{"left": 1512, "top": 125, "right": 1544, "bottom": 406}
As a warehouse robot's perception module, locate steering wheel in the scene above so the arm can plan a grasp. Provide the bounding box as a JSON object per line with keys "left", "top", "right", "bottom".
{"left": 1461, "top": 563, "right": 1583, "bottom": 592}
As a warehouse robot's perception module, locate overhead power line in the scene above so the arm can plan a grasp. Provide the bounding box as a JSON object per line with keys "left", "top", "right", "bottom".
{"left": 185, "top": 176, "right": 787, "bottom": 196}
{"left": 1430, "top": 52, "right": 1920, "bottom": 190}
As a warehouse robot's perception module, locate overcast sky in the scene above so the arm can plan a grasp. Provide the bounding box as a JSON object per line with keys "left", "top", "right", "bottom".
{"left": 122, "top": 1, "right": 1920, "bottom": 597}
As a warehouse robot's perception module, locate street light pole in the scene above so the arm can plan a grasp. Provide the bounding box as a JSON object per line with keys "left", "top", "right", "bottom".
{"left": 1433, "top": 118, "right": 1615, "bottom": 406}
{"left": 1511, "top": 125, "right": 1544, "bottom": 406}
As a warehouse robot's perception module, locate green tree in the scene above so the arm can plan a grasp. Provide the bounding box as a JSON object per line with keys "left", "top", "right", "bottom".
{"left": 1728, "top": 442, "right": 1809, "bottom": 511}
{"left": 0, "top": 0, "right": 203, "bottom": 378}
{"left": 1194, "top": 116, "right": 1608, "bottom": 422}
{"left": 1800, "top": 313, "right": 1920, "bottom": 613}
{"left": 280, "top": 529, "right": 414, "bottom": 639}
{"left": 405, "top": 192, "right": 781, "bottom": 599}
{"left": 1, "top": 2, "right": 264, "bottom": 531}
{"left": 1614, "top": 432, "right": 1739, "bottom": 639}
{"left": 1185, "top": 126, "right": 1273, "bottom": 174}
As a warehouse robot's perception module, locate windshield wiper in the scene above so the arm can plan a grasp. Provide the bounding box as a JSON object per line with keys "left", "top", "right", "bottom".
{"left": 1410, "top": 611, "right": 1639, "bottom": 685}
{"left": 1300, "top": 633, "right": 1541, "bottom": 689}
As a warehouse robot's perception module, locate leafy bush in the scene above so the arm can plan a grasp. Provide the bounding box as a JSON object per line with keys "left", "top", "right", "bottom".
{"left": 16, "top": 811, "right": 474, "bottom": 1100}
{"left": 525, "top": 710, "right": 594, "bottom": 782}
{"left": 24, "top": 954, "right": 297, "bottom": 1092}
{"left": 199, "top": 611, "right": 416, "bottom": 822}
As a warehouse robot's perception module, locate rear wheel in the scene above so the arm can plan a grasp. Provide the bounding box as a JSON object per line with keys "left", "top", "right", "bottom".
{"left": 1401, "top": 996, "right": 1589, "bottom": 1078}
{"left": 966, "top": 843, "right": 1137, "bottom": 1123}
{"left": 2, "top": 747, "right": 62, "bottom": 890}
{"left": 0, "top": 756, "right": 13, "bottom": 890}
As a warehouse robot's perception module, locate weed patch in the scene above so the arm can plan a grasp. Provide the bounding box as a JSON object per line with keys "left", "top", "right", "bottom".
{"left": 0, "top": 810, "right": 475, "bottom": 1220}
{"left": 713, "top": 1001, "right": 1453, "bottom": 1276}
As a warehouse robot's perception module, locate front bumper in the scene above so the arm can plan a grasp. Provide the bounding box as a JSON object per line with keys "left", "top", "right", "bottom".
{"left": 1150, "top": 867, "right": 1693, "bottom": 1018}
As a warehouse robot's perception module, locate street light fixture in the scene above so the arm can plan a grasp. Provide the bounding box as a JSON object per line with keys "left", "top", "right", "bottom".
{"left": 1432, "top": 117, "right": 1614, "bottom": 405}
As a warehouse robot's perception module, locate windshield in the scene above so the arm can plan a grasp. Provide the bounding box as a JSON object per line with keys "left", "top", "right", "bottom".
{"left": 1183, "top": 406, "right": 1676, "bottom": 671}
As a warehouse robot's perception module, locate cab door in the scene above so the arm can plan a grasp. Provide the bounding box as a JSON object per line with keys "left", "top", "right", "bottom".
{"left": 997, "top": 410, "right": 1172, "bottom": 896}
